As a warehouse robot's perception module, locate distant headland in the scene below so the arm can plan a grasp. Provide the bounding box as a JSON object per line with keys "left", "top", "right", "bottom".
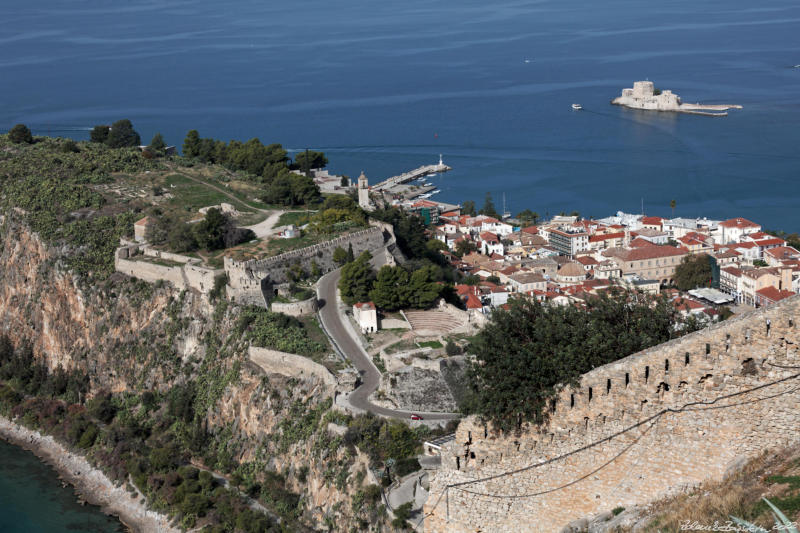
{"left": 612, "top": 80, "right": 742, "bottom": 116}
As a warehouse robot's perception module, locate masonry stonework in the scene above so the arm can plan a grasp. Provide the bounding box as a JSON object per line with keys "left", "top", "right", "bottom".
{"left": 115, "top": 245, "right": 221, "bottom": 294}
{"left": 270, "top": 296, "right": 318, "bottom": 317}
{"left": 426, "top": 296, "right": 800, "bottom": 532}
{"left": 225, "top": 225, "right": 390, "bottom": 306}
{"left": 248, "top": 346, "right": 337, "bottom": 390}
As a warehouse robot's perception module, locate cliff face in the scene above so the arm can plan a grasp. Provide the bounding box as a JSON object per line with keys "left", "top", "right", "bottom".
{"left": 0, "top": 218, "right": 373, "bottom": 530}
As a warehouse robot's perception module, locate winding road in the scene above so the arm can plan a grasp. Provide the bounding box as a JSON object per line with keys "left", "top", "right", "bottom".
{"left": 317, "top": 267, "right": 460, "bottom": 421}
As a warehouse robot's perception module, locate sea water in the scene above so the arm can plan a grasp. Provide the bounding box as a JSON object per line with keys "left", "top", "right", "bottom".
{"left": 3, "top": 0, "right": 800, "bottom": 229}
{"left": 0, "top": 439, "right": 125, "bottom": 532}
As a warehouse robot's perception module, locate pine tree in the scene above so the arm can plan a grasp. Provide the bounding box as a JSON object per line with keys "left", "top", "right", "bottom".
{"left": 182, "top": 130, "right": 200, "bottom": 157}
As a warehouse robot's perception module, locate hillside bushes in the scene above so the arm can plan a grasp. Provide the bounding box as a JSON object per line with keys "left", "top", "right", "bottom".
{"left": 464, "top": 290, "right": 695, "bottom": 430}
{"left": 238, "top": 307, "right": 325, "bottom": 356}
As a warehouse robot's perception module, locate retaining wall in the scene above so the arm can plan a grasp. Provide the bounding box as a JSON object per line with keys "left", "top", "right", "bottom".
{"left": 426, "top": 296, "right": 800, "bottom": 532}
{"left": 270, "top": 296, "right": 318, "bottom": 317}
{"left": 226, "top": 224, "right": 389, "bottom": 306}
{"left": 248, "top": 346, "right": 337, "bottom": 390}
{"left": 114, "top": 245, "right": 221, "bottom": 294}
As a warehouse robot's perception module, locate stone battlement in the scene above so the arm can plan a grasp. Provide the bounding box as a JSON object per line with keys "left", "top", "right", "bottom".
{"left": 225, "top": 224, "right": 393, "bottom": 307}
{"left": 426, "top": 296, "right": 800, "bottom": 532}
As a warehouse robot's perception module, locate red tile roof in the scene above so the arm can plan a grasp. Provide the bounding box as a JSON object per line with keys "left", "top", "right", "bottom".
{"left": 465, "top": 293, "right": 483, "bottom": 309}
{"left": 719, "top": 217, "right": 760, "bottom": 229}
{"left": 589, "top": 232, "right": 625, "bottom": 243}
{"left": 755, "top": 286, "right": 795, "bottom": 303}
{"left": 616, "top": 246, "right": 687, "bottom": 261}
{"left": 641, "top": 216, "right": 663, "bottom": 225}
{"left": 753, "top": 238, "right": 786, "bottom": 247}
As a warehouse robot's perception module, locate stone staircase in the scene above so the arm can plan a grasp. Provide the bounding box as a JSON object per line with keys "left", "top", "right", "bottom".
{"left": 404, "top": 310, "right": 463, "bottom": 334}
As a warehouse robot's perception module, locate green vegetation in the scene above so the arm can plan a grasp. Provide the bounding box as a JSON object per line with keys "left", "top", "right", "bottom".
{"left": 464, "top": 291, "right": 695, "bottom": 430}
{"left": 238, "top": 306, "right": 325, "bottom": 356}
{"left": 338, "top": 251, "right": 375, "bottom": 305}
{"left": 277, "top": 211, "right": 312, "bottom": 227}
{"left": 461, "top": 200, "right": 476, "bottom": 216}
{"left": 105, "top": 119, "right": 141, "bottom": 148}
{"left": 0, "top": 135, "right": 163, "bottom": 277}
{"left": 516, "top": 209, "right": 539, "bottom": 227}
{"left": 292, "top": 150, "right": 328, "bottom": 172}
{"left": 180, "top": 131, "right": 323, "bottom": 207}
{"left": 8, "top": 123, "right": 33, "bottom": 144}
{"left": 0, "top": 334, "right": 284, "bottom": 532}
{"left": 673, "top": 253, "right": 712, "bottom": 291}
{"left": 479, "top": 192, "right": 499, "bottom": 218}
{"left": 368, "top": 265, "right": 442, "bottom": 311}
{"left": 146, "top": 132, "right": 167, "bottom": 157}
{"left": 338, "top": 250, "right": 444, "bottom": 310}
{"left": 147, "top": 207, "right": 254, "bottom": 253}
{"left": 418, "top": 340, "right": 443, "bottom": 350}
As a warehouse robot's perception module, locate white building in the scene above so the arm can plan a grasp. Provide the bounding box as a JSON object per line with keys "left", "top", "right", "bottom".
{"left": 718, "top": 217, "right": 761, "bottom": 244}
{"left": 357, "top": 171, "right": 371, "bottom": 210}
{"left": 353, "top": 302, "right": 378, "bottom": 333}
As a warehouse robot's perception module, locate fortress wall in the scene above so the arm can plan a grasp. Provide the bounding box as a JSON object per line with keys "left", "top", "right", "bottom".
{"left": 270, "top": 296, "right": 318, "bottom": 317}
{"left": 115, "top": 247, "right": 221, "bottom": 294}
{"left": 141, "top": 248, "right": 198, "bottom": 265}
{"left": 248, "top": 346, "right": 337, "bottom": 390}
{"left": 226, "top": 225, "right": 388, "bottom": 306}
{"left": 182, "top": 264, "right": 222, "bottom": 294}
{"left": 115, "top": 247, "right": 187, "bottom": 290}
{"left": 426, "top": 296, "right": 800, "bottom": 532}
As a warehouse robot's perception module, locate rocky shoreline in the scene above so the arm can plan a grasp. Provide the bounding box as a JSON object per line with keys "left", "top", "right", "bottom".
{"left": 0, "top": 416, "right": 180, "bottom": 533}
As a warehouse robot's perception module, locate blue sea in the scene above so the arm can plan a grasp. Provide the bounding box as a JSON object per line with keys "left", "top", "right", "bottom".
{"left": 0, "top": 439, "right": 125, "bottom": 532}
{"left": 3, "top": 0, "right": 800, "bottom": 230}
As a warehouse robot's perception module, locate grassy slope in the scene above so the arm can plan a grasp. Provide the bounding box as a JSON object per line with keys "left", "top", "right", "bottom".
{"left": 630, "top": 445, "right": 800, "bottom": 531}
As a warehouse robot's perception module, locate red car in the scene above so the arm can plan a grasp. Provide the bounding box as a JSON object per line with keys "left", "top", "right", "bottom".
{"left": 410, "top": 414, "right": 423, "bottom": 421}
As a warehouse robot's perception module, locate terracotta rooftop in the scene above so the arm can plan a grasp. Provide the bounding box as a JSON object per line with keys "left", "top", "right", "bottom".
{"left": 719, "top": 217, "right": 760, "bottom": 229}
{"left": 755, "top": 286, "right": 795, "bottom": 303}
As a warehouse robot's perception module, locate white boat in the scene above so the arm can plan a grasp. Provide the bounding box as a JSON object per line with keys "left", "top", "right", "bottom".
{"left": 418, "top": 193, "right": 433, "bottom": 199}
{"left": 430, "top": 189, "right": 441, "bottom": 195}
{"left": 572, "top": 104, "right": 583, "bottom": 110}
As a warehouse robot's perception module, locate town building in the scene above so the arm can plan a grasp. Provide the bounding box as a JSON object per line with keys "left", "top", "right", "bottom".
{"left": 133, "top": 216, "right": 152, "bottom": 243}
{"left": 603, "top": 245, "right": 688, "bottom": 285}
{"left": 544, "top": 227, "right": 590, "bottom": 257}
{"left": 353, "top": 302, "right": 378, "bottom": 333}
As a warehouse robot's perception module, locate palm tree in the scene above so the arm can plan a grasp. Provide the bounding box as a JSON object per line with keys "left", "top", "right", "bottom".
{"left": 670, "top": 199, "right": 676, "bottom": 218}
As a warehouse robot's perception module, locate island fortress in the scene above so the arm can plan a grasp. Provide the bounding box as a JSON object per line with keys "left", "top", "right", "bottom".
{"left": 612, "top": 80, "right": 742, "bottom": 116}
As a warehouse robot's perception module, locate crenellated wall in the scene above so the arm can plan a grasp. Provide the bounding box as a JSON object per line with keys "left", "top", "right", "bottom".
{"left": 225, "top": 224, "right": 390, "bottom": 306}
{"left": 426, "top": 296, "right": 800, "bottom": 532}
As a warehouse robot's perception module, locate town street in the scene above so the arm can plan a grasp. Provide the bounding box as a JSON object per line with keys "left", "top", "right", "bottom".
{"left": 317, "top": 268, "right": 460, "bottom": 421}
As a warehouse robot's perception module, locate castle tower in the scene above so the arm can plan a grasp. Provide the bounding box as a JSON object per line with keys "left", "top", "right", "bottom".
{"left": 357, "top": 171, "right": 371, "bottom": 210}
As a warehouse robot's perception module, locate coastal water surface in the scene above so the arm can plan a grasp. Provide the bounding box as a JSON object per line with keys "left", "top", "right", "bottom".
{"left": 3, "top": 0, "right": 800, "bottom": 229}
{"left": 0, "top": 439, "right": 125, "bottom": 532}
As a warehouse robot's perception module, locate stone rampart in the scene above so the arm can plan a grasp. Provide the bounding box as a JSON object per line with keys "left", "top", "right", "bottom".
{"left": 270, "top": 296, "right": 318, "bottom": 317}
{"left": 225, "top": 224, "right": 388, "bottom": 306}
{"left": 426, "top": 296, "right": 800, "bottom": 532}
{"left": 115, "top": 245, "right": 221, "bottom": 294}
{"left": 248, "top": 346, "right": 337, "bottom": 390}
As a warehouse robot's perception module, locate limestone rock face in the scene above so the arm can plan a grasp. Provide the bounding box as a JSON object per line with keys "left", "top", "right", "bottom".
{"left": 0, "top": 220, "right": 371, "bottom": 531}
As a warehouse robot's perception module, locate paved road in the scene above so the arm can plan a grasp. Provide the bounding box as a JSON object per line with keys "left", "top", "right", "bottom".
{"left": 317, "top": 268, "right": 460, "bottom": 421}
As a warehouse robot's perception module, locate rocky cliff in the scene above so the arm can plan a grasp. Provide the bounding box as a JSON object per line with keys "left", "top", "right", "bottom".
{"left": 0, "top": 217, "right": 385, "bottom": 531}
